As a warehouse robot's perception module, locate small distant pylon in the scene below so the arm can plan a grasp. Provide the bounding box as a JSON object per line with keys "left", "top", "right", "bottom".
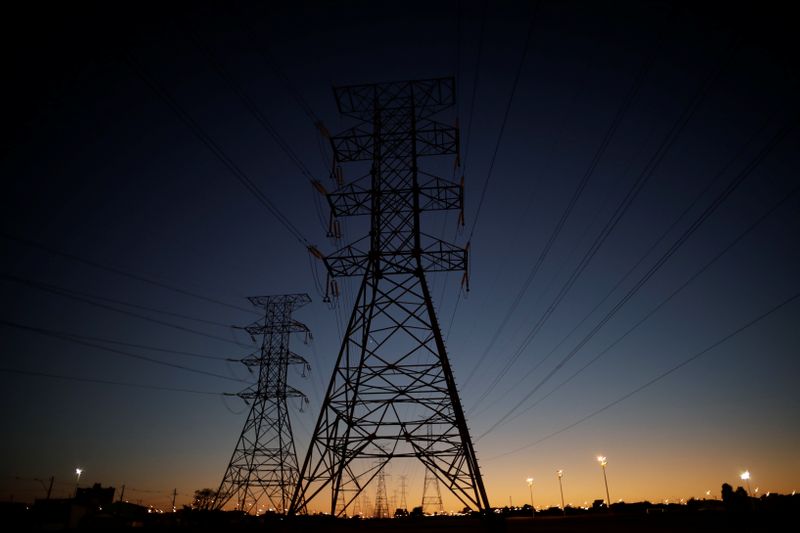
{"left": 374, "top": 469, "right": 389, "bottom": 518}
{"left": 422, "top": 469, "right": 444, "bottom": 515}
{"left": 214, "top": 294, "right": 311, "bottom": 514}
{"left": 400, "top": 476, "right": 408, "bottom": 512}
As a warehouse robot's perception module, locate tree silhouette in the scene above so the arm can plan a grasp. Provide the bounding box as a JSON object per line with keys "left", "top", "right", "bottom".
{"left": 193, "top": 488, "right": 217, "bottom": 511}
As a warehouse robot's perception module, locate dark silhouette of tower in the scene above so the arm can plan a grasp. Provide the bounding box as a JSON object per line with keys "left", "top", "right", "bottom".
{"left": 215, "top": 294, "right": 311, "bottom": 513}
{"left": 374, "top": 469, "right": 389, "bottom": 518}
{"left": 290, "top": 77, "right": 490, "bottom": 516}
{"left": 422, "top": 466, "right": 444, "bottom": 515}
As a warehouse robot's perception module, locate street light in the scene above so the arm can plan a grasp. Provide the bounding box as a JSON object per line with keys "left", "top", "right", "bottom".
{"left": 740, "top": 471, "right": 752, "bottom": 497}
{"left": 597, "top": 456, "right": 611, "bottom": 510}
{"left": 526, "top": 478, "right": 535, "bottom": 519}
{"left": 75, "top": 468, "right": 83, "bottom": 498}
{"left": 557, "top": 470, "right": 566, "bottom": 515}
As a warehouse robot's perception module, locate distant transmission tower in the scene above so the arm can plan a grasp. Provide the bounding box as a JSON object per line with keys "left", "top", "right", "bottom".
{"left": 400, "top": 476, "right": 408, "bottom": 511}
{"left": 374, "top": 470, "right": 389, "bottom": 518}
{"left": 422, "top": 466, "right": 444, "bottom": 515}
{"left": 215, "top": 294, "right": 311, "bottom": 514}
{"left": 290, "top": 77, "right": 490, "bottom": 516}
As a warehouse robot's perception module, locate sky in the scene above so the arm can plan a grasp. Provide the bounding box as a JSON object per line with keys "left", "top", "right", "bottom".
{"left": 1, "top": 0, "right": 798, "bottom": 513}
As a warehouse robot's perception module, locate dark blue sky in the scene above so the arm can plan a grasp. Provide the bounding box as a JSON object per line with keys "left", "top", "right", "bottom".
{"left": 2, "top": 1, "right": 798, "bottom": 510}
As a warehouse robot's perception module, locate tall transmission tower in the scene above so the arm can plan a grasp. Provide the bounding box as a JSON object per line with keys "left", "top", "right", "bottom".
{"left": 215, "top": 294, "right": 311, "bottom": 514}
{"left": 290, "top": 77, "right": 490, "bottom": 516}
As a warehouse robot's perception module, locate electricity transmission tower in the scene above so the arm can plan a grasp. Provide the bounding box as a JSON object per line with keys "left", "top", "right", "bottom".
{"left": 290, "top": 77, "right": 490, "bottom": 516}
{"left": 374, "top": 470, "right": 389, "bottom": 518}
{"left": 215, "top": 294, "right": 311, "bottom": 514}
{"left": 422, "top": 466, "right": 444, "bottom": 514}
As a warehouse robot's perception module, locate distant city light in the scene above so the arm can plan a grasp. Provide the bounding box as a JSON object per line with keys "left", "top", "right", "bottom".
{"left": 740, "top": 471, "right": 750, "bottom": 481}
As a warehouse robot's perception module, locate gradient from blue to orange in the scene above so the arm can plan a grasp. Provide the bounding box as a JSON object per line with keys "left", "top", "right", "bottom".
{"left": 1, "top": 1, "right": 798, "bottom": 512}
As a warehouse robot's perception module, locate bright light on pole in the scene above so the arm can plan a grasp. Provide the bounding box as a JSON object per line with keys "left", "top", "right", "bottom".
{"left": 597, "top": 456, "right": 611, "bottom": 510}
{"left": 74, "top": 468, "right": 83, "bottom": 498}
{"left": 557, "top": 470, "right": 566, "bottom": 515}
{"left": 526, "top": 478, "right": 535, "bottom": 519}
{"left": 740, "top": 470, "right": 752, "bottom": 497}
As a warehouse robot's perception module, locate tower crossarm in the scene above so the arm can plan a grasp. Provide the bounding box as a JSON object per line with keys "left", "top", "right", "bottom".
{"left": 328, "top": 173, "right": 462, "bottom": 217}
{"left": 330, "top": 120, "right": 457, "bottom": 162}
{"left": 244, "top": 319, "right": 310, "bottom": 336}
{"left": 334, "top": 77, "right": 455, "bottom": 120}
{"left": 323, "top": 235, "right": 467, "bottom": 277}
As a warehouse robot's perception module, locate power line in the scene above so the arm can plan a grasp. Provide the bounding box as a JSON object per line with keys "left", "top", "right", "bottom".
{"left": 485, "top": 289, "right": 800, "bottom": 460}
{"left": 478, "top": 114, "right": 797, "bottom": 436}
{"left": 23, "top": 326, "right": 235, "bottom": 362}
{"left": 1, "top": 273, "right": 252, "bottom": 348}
{"left": 460, "top": 0, "right": 488, "bottom": 177}
{"left": 466, "top": 0, "right": 539, "bottom": 244}
{"left": 472, "top": 105, "right": 782, "bottom": 416}
{"left": 470, "top": 33, "right": 742, "bottom": 409}
{"left": 0, "top": 367, "right": 234, "bottom": 396}
{"left": 491, "top": 183, "right": 800, "bottom": 429}
{"left": 445, "top": 1, "right": 539, "bottom": 344}
{"left": 462, "top": 14, "right": 663, "bottom": 389}
{"left": 0, "top": 232, "right": 258, "bottom": 315}
{"left": 0, "top": 319, "right": 249, "bottom": 383}
{"left": 121, "top": 51, "right": 312, "bottom": 248}
{"left": 225, "top": 3, "right": 321, "bottom": 126}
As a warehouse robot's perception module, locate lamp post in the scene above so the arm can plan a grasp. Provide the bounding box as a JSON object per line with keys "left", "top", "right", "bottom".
{"left": 557, "top": 470, "right": 566, "bottom": 515}
{"left": 597, "top": 456, "right": 611, "bottom": 510}
{"left": 75, "top": 468, "right": 83, "bottom": 498}
{"left": 740, "top": 471, "right": 752, "bottom": 497}
{"left": 526, "top": 478, "right": 535, "bottom": 519}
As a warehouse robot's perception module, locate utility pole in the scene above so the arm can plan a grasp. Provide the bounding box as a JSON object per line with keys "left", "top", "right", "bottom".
{"left": 118, "top": 484, "right": 125, "bottom": 503}
{"left": 171, "top": 488, "right": 177, "bottom": 512}
{"left": 290, "top": 77, "right": 489, "bottom": 517}
{"left": 215, "top": 294, "right": 311, "bottom": 514}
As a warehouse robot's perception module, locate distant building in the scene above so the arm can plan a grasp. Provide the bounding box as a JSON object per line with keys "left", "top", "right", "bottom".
{"left": 75, "top": 483, "right": 115, "bottom": 510}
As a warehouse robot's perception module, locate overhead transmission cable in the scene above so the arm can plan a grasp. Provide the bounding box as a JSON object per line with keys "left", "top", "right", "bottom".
{"left": 445, "top": 1, "right": 539, "bottom": 340}
{"left": 465, "top": 0, "right": 540, "bottom": 245}
{"left": 0, "top": 232, "right": 259, "bottom": 315}
{"left": 1, "top": 273, "right": 252, "bottom": 348}
{"left": 461, "top": 15, "right": 663, "bottom": 388}
{"left": 471, "top": 106, "right": 781, "bottom": 415}
{"left": 0, "top": 367, "right": 234, "bottom": 397}
{"left": 182, "top": 26, "right": 325, "bottom": 223}
{"left": 485, "top": 289, "right": 800, "bottom": 459}
{"left": 478, "top": 114, "right": 797, "bottom": 437}
{"left": 460, "top": 0, "right": 489, "bottom": 179}
{"left": 499, "top": 183, "right": 800, "bottom": 427}
{"left": 0, "top": 319, "right": 249, "bottom": 383}
{"left": 470, "top": 34, "right": 742, "bottom": 409}
{"left": 121, "top": 51, "right": 312, "bottom": 249}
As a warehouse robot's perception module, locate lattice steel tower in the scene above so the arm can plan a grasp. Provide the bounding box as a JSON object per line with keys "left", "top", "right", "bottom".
{"left": 290, "top": 78, "right": 490, "bottom": 515}
{"left": 215, "top": 294, "right": 311, "bottom": 514}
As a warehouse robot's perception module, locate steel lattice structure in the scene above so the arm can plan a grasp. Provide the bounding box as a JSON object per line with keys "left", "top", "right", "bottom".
{"left": 215, "top": 294, "right": 311, "bottom": 514}
{"left": 290, "top": 77, "right": 490, "bottom": 516}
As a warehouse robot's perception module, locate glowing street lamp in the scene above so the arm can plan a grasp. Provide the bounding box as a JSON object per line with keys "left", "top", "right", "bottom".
{"left": 526, "top": 478, "right": 535, "bottom": 519}
{"left": 557, "top": 470, "right": 566, "bottom": 514}
{"left": 740, "top": 471, "right": 752, "bottom": 497}
{"left": 74, "top": 468, "right": 83, "bottom": 498}
{"left": 597, "top": 456, "right": 611, "bottom": 509}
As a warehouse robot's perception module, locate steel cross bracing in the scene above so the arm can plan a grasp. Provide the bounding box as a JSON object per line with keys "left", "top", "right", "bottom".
{"left": 290, "top": 77, "right": 490, "bottom": 516}
{"left": 215, "top": 294, "right": 311, "bottom": 514}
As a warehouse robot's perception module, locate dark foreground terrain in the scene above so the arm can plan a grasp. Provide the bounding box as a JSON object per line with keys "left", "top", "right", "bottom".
{"left": 3, "top": 494, "right": 798, "bottom": 532}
